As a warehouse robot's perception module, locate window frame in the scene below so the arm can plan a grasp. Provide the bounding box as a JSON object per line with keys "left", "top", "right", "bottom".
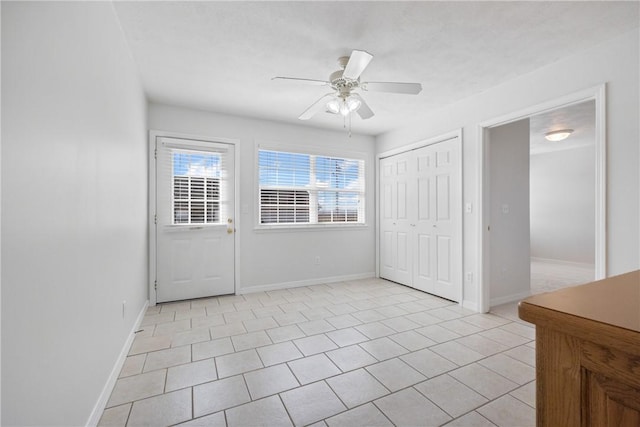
{"left": 255, "top": 141, "right": 368, "bottom": 231}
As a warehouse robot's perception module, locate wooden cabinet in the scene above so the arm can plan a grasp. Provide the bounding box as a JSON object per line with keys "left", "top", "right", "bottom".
{"left": 519, "top": 270, "right": 640, "bottom": 427}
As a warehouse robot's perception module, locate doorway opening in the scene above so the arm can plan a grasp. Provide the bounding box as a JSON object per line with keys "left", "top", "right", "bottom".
{"left": 478, "top": 85, "right": 606, "bottom": 312}
{"left": 529, "top": 101, "right": 596, "bottom": 293}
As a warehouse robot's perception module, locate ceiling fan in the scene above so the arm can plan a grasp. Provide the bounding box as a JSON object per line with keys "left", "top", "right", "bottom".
{"left": 273, "top": 50, "right": 422, "bottom": 122}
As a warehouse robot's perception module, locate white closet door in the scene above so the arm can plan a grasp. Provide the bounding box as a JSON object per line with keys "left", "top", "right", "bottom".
{"left": 413, "top": 147, "right": 434, "bottom": 293}
{"left": 379, "top": 137, "right": 462, "bottom": 302}
{"left": 413, "top": 139, "right": 461, "bottom": 301}
{"left": 379, "top": 152, "right": 412, "bottom": 285}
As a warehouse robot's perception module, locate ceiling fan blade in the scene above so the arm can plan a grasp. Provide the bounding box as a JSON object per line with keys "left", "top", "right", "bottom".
{"left": 299, "top": 93, "right": 335, "bottom": 120}
{"left": 343, "top": 50, "right": 373, "bottom": 80}
{"left": 350, "top": 93, "right": 374, "bottom": 120}
{"left": 362, "top": 81, "right": 423, "bottom": 95}
{"left": 272, "top": 77, "right": 329, "bottom": 86}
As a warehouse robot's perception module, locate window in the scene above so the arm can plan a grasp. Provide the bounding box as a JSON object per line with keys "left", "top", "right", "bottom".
{"left": 172, "top": 150, "right": 222, "bottom": 224}
{"left": 258, "top": 149, "right": 365, "bottom": 225}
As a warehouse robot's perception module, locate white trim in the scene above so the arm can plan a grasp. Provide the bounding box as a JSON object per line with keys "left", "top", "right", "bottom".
{"left": 490, "top": 290, "right": 531, "bottom": 308}
{"left": 253, "top": 140, "right": 369, "bottom": 230}
{"left": 375, "top": 150, "right": 380, "bottom": 279}
{"left": 255, "top": 139, "right": 368, "bottom": 160}
{"left": 237, "top": 272, "right": 376, "bottom": 295}
{"left": 375, "top": 129, "right": 464, "bottom": 305}
{"left": 593, "top": 84, "right": 607, "bottom": 281}
{"left": 377, "top": 129, "right": 461, "bottom": 159}
{"left": 148, "top": 131, "right": 157, "bottom": 305}
{"left": 254, "top": 223, "right": 370, "bottom": 233}
{"left": 477, "top": 126, "right": 490, "bottom": 313}
{"left": 477, "top": 84, "right": 607, "bottom": 312}
{"left": 85, "top": 300, "right": 149, "bottom": 427}
{"left": 148, "top": 130, "right": 241, "bottom": 305}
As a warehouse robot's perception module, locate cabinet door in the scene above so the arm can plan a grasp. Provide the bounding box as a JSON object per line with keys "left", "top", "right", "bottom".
{"left": 582, "top": 341, "right": 640, "bottom": 427}
{"left": 584, "top": 372, "right": 640, "bottom": 426}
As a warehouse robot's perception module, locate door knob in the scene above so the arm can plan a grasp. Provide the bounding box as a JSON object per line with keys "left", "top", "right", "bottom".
{"left": 227, "top": 228, "right": 234, "bottom": 234}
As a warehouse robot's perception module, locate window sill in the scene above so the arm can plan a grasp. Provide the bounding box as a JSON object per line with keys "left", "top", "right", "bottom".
{"left": 253, "top": 223, "right": 370, "bottom": 233}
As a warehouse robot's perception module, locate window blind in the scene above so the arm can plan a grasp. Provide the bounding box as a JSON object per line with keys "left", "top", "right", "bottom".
{"left": 258, "top": 149, "right": 365, "bottom": 225}
{"left": 158, "top": 139, "right": 229, "bottom": 226}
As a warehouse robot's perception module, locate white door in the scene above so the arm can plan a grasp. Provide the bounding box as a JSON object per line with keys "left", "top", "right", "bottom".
{"left": 155, "top": 137, "right": 235, "bottom": 303}
{"left": 412, "top": 140, "right": 461, "bottom": 301}
{"left": 379, "top": 137, "right": 461, "bottom": 302}
{"left": 379, "top": 152, "right": 412, "bottom": 285}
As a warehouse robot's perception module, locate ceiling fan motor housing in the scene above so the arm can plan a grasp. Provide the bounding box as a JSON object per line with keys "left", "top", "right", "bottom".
{"left": 329, "top": 69, "right": 359, "bottom": 96}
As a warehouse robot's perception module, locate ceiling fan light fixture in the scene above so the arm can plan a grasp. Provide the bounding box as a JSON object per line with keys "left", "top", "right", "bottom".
{"left": 326, "top": 98, "right": 340, "bottom": 114}
{"left": 327, "top": 96, "right": 361, "bottom": 116}
{"left": 278, "top": 49, "right": 422, "bottom": 129}
{"left": 345, "top": 97, "right": 361, "bottom": 114}
{"left": 545, "top": 129, "right": 574, "bottom": 142}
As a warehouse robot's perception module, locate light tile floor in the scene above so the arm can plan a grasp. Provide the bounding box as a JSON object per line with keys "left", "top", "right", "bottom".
{"left": 100, "top": 278, "right": 535, "bottom": 427}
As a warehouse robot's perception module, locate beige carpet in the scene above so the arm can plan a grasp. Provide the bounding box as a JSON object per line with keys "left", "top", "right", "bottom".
{"left": 530, "top": 259, "right": 594, "bottom": 294}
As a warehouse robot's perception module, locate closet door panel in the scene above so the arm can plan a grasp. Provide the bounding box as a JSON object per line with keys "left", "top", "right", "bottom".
{"left": 436, "top": 175, "right": 451, "bottom": 221}
{"left": 379, "top": 154, "right": 412, "bottom": 286}
{"left": 379, "top": 137, "right": 460, "bottom": 301}
{"left": 436, "top": 235, "right": 452, "bottom": 283}
{"left": 415, "top": 233, "right": 432, "bottom": 292}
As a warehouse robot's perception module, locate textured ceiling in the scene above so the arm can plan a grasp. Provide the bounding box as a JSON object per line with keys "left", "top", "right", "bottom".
{"left": 113, "top": 1, "right": 638, "bottom": 136}
{"left": 530, "top": 101, "right": 595, "bottom": 155}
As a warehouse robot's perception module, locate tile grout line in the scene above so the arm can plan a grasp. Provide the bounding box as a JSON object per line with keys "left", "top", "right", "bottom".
{"left": 110, "top": 280, "right": 536, "bottom": 426}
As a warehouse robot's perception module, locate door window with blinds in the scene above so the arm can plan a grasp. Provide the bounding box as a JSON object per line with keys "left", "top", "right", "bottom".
{"left": 161, "top": 145, "right": 229, "bottom": 226}
{"left": 258, "top": 149, "right": 365, "bottom": 225}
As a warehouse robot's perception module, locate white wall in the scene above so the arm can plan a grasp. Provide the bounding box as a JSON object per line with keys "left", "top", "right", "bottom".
{"left": 148, "top": 103, "right": 376, "bottom": 293}
{"left": 530, "top": 146, "right": 595, "bottom": 264}
{"left": 2, "top": 2, "right": 148, "bottom": 425}
{"left": 376, "top": 28, "right": 639, "bottom": 310}
{"left": 489, "top": 120, "right": 531, "bottom": 304}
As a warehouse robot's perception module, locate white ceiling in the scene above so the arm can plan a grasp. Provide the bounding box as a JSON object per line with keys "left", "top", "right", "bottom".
{"left": 530, "top": 100, "right": 595, "bottom": 155}
{"left": 113, "top": 1, "right": 638, "bottom": 136}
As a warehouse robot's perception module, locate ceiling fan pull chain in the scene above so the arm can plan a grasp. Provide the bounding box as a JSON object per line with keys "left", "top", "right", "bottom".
{"left": 348, "top": 113, "right": 352, "bottom": 138}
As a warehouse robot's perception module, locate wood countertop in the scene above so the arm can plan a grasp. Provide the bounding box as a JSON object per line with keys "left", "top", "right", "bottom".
{"left": 519, "top": 270, "right": 640, "bottom": 334}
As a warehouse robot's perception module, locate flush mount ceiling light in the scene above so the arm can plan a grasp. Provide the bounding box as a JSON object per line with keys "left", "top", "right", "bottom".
{"left": 545, "top": 129, "right": 574, "bottom": 142}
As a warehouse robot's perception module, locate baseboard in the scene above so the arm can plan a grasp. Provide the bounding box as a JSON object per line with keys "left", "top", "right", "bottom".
{"left": 531, "top": 257, "right": 595, "bottom": 270}
{"left": 490, "top": 290, "right": 531, "bottom": 307}
{"left": 237, "top": 272, "right": 376, "bottom": 295}
{"left": 85, "top": 300, "right": 149, "bottom": 427}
